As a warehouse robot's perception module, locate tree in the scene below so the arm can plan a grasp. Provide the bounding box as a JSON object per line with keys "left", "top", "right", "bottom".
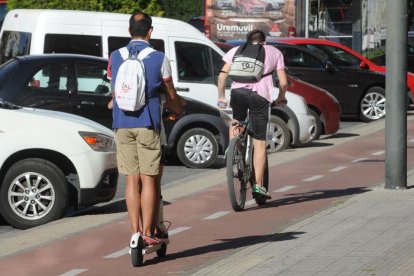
{"left": 7, "top": 0, "right": 163, "bottom": 16}
{"left": 163, "top": 0, "right": 203, "bottom": 22}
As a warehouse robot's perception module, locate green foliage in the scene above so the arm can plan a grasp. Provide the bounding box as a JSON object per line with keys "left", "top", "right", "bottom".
{"left": 163, "top": 0, "right": 203, "bottom": 21}
{"left": 7, "top": 0, "right": 163, "bottom": 16}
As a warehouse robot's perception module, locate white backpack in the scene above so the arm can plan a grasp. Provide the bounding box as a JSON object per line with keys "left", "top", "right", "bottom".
{"left": 114, "top": 46, "right": 155, "bottom": 111}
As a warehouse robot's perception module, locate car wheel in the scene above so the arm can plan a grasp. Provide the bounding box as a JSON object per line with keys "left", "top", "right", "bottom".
{"left": 266, "top": 115, "right": 291, "bottom": 153}
{"left": 307, "top": 109, "right": 322, "bottom": 142}
{"left": 360, "top": 87, "right": 386, "bottom": 122}
{"left": 177, "top": 128, "right": 219, "bottom": 168}
{"left": 0, "top": 158, "right": 69, "bottom": 229}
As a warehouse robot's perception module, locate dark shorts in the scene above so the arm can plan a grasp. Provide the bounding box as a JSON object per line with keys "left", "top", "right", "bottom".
{"left": 230, "top": 88, "right": 270, "bottom": 141}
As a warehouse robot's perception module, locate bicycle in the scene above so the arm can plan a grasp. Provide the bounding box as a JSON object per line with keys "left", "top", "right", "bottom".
{"left": 226, "top": 118, "right": 269, "bottom": 211}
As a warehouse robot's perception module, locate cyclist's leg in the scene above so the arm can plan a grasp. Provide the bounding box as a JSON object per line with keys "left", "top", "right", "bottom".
{"left": 247, "top": 92, "right": 271, "bottom": 198}
{"left": 229, "top": 88, "right": 248, "bottom": 139}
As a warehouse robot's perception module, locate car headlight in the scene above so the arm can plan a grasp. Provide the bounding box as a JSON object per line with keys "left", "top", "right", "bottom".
{"left": 79, "top": 131, "right": 114, "bottom": 152}
{"left": 219, "top": 109, "right": 232, "bottom": 127}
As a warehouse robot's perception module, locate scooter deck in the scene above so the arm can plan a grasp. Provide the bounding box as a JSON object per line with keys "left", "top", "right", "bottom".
{"left": 142, "top": 240, "right": 170, "bottom": 255}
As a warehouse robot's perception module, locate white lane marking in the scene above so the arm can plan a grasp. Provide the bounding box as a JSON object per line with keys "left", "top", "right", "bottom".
{"left": 168, "top": 226, "right": 192, "bottom": 236}
{"left": 104, "top": 247, "right": 129, "bottom": 259}
{"left": 59, "top": 269, "right": 88, "bottom": 276}
{"left": 409, "top": 138, "right": 414, "bottom": 142}
{"left": 351, "top": 158, "right": 369, "bottom": 163}
{"left": 302, "top": 175, "right": 324, "bottom": 182}
{"left": 372, "top": 150, "right": 385, "bottom": 156}
{"left": 104, "top": 226, "right": 192, "bottom": 259}
{"left": 245, "top": 199, "right": 256, "bottom": 206}
{"left": 203, "top": 211, "right": 231, "bottom": 220}
{"left": 274, "top": 185, "right": 296, "bottom": 192}
{"left": 329, "top": 166, "right": 348, "bottom": 172}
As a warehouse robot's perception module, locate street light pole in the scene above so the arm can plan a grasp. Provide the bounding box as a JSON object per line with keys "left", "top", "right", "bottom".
{"left": 385, "top": 0, "right": 407, "bottom": 189}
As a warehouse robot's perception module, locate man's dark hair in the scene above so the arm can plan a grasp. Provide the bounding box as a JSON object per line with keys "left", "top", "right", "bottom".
{"left": 129, "top": 11, "right": 152, "bottom": 37}
{"left": 246, "top": 30, "right": 266, "bottom": 44}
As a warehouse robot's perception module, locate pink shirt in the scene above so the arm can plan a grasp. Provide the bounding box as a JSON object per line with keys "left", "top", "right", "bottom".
{"left": 223, "top": 45, "right": 285, "bottom": 102}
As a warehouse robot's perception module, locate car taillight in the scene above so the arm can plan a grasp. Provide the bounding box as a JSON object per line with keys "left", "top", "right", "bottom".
{"left": 288, "top": 26, "right": 296, "bottom": 37}
{"left": 205, "top": 24, "right": 211, "bottom": 38}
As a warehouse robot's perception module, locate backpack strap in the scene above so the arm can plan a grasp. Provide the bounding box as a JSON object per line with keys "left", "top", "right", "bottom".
{"left": 119, "top": 47, "right": 129, "bottom": 61}
{"left": 137, "top": 47, "right": 155, "bottom": 60}
{"left": 119, "top": 46, "right": 155, "bottom": 61}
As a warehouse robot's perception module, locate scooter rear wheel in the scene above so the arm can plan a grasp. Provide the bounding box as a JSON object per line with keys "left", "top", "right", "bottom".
{"left": 131, "top": 236, "right": 144, "bottom": 267}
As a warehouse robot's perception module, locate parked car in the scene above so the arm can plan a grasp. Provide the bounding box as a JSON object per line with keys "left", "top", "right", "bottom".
{"left": 273, "top": 37, "right": 414, "bottom": 106}
{"left": 217, "top": 41, "right": 341, "bottom": 140}
{"left": 284, "top": 75, "right": 340, "bottom": 140}
{"left": 0, "top": 99, "right": 118, "bottom": 229}
{"left": 227, "top": 40, "right": 410, "bottom": 122}
{"left": 0, "top": 9, "right": 315, "bottom": 154}
{"left": 0, "top": 54, "right": 230, "bottom": 169}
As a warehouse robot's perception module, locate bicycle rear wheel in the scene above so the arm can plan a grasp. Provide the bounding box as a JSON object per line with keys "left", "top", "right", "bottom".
{"left": 226, "top": 137, "right": 247, "bottom": 211}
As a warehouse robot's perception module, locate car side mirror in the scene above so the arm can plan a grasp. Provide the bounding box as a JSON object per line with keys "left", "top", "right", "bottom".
{"left": 359, "top": 61, "right": 369, "bottom": 69}
{"left": 325, "top": 61, "right": 335, "bottom": 72}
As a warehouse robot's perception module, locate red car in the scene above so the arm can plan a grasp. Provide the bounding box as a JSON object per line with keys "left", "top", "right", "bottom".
{"left": 215, "top": 41, "right": 340, "bottom": 140}
{"left": 273, "top": 37, "right": 414, "bottom": 106}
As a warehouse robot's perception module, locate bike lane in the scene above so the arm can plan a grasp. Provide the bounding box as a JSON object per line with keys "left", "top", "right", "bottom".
{"left": 1, "top": 120, "right": 414, "bottom": 275}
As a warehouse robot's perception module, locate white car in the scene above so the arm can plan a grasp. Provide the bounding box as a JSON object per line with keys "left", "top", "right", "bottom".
{"left": 0, "top": 100, "right": 118, "bottom": 229}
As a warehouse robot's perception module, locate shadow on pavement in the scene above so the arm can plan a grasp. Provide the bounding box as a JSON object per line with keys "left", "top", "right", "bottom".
{"left": 324, "top": 132, "right": 360, "bottom": 139}
{"left": 144, "top": 231, "right": 306, "bottom": 266}
{"left": 248, "top": 187, "right": 371, "bottom": 211}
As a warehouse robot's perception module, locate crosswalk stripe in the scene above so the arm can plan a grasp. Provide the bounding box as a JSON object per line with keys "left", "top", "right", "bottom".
{"left": 351, "top": 158, "right": 369, "bottom": 163}
{"left": 372, "top": 150, "right": 385, "bottom": 156}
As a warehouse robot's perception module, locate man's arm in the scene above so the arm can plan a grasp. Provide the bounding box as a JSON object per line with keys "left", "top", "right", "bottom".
{"left": 274, "top": 69, "right": 288, "bottom": 106}
{"left": 163, "top": 79, "right": 184, "bottom": 115}
{"left": 217, "top": 63, "right": 231, "bottom": 108}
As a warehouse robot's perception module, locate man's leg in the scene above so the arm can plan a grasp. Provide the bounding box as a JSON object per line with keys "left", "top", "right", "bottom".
{"left": 140, "top": 173, "right": 157, "bottom": 237}
{"left": 125, "top": 174, "right": 141, "bottom": 233}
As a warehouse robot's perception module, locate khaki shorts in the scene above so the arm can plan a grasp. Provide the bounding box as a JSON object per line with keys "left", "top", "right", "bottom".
{"left": 115, "top": 128, "right": 161, "bottom": 176}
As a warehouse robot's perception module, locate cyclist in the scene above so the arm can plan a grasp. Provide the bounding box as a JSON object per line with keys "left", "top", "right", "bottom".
{"left": 217, "top": 29, "right": 288, "bottom": 199}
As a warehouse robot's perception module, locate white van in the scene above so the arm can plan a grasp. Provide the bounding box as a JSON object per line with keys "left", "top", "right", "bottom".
{"left": 0, "top": 9, "right": 314, "bottom": 147}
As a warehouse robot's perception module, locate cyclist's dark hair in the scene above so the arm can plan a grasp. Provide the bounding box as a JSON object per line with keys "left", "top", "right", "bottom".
{"left": 246, "top": 30, "right": 266, "bottom": 44}
{"left": 129, "top": 11, "right": 152, "bottom": 37}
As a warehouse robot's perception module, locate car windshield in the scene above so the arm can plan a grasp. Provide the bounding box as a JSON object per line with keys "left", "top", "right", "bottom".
{"left": 0, "top": 99, "right": 21, "bottom": 109}
{"left": 305, "top": 44, "right": 361, "bottom": 67}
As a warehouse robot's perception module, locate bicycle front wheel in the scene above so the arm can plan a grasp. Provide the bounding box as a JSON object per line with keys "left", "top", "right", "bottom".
{"left": 226, "top": 137, "right": 247, "bottom": 211}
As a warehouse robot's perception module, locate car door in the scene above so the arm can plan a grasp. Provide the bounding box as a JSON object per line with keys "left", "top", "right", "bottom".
{"left": 21, "top": 61, "right": 73, "bottom": 113}
{"left": 277, "top": 45, "right": 356, "bottom": 114}
{"left": 71, "top": 61, "right": 113, "bottom": 128}
{"left": 168, "top": 38, "right": 228, "bottom": 109}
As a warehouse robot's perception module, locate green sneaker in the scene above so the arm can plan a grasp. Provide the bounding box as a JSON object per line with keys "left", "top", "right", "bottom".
{"left": 252, "top": 184, "right": 272, "bottom": 199}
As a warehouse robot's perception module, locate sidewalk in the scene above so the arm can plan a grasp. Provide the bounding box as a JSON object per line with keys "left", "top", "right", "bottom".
{"left": 191, "top": 170, "right": 414, "bottom": 276}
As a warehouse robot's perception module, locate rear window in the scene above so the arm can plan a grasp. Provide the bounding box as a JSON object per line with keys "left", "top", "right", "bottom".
{"left": 44, "top": 34, "right": 102, "bottom": 57}
{"left": 0, "top": 31, "right": 31, "bottom": 64}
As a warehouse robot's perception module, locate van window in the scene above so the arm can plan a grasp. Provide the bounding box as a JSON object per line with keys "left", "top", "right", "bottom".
{"left": 75, "top": 62, "right": 111, "bottom": 95}
{"left": 44, "top": 34, "right": 102, "bottom": 57}
{"left": 175, "top": 42, "right": 214, "bottom": 83}
{"left": 0, "top": 31, "right": 32, "bottom": 64}
{"left": 108, "top": 37, "right": 165, "bottom": 55}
